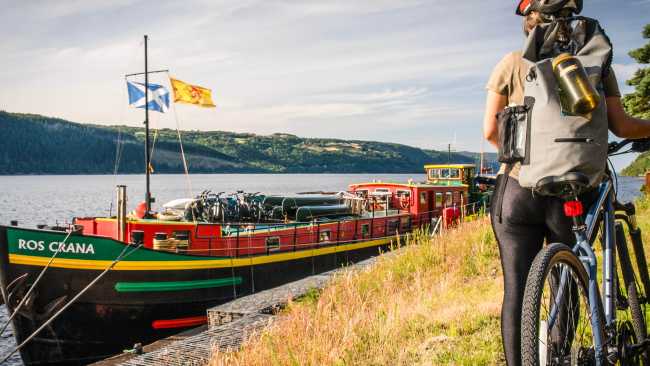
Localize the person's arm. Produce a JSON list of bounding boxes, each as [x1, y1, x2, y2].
[[606, 96, 650, 138], [483, 90, 508, 148]]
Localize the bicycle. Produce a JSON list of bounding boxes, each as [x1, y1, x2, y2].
[[520, 138, 650, 365]]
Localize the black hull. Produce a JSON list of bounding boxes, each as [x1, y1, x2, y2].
[[0, 229, 387, 365]]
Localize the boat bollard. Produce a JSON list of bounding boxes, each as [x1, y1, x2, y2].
[[117, 185, 127, 242]]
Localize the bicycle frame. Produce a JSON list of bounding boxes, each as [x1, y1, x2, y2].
[[546, 177, 616, 364]]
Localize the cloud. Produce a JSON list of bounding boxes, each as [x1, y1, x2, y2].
[[0, 1, 647, 152]]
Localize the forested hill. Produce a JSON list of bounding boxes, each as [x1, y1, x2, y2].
[[0, 111, 495, 174]]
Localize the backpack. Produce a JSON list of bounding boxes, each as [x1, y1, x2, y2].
[[498, 17, 613, 192]]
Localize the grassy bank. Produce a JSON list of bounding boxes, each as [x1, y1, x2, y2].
[[210, 219, 505, 365], [210, 194, 650, 365]]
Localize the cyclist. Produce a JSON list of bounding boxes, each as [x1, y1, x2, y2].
[[482, 1, 650, 365]]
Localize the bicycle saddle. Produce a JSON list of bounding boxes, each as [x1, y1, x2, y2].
[[535, 172, 591, 197]]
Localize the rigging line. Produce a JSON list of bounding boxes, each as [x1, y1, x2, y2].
[[0, 243, 143, 363], [0, 229, 73, 336], [168, 73, 193, 198]]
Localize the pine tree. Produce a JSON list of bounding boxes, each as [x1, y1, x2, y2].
[[623, 24, 650, 119]]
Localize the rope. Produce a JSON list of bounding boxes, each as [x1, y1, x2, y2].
[[0, 230, 73, 336], [168, 71, 193, 198], [0, 243, 142, 363]]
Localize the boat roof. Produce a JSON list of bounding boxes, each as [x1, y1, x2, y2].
[[423, 163, 476, 169], [349, 181, 468, 189]]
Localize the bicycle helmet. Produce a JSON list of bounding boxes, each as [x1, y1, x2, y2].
[[516, 0, 583, 16]]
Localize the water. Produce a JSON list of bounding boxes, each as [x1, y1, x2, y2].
[[0, 173, 644, 365]]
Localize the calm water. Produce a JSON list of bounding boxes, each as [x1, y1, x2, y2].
[[0, 173, 644, 365]]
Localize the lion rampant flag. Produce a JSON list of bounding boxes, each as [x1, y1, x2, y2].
[[169, 77, 216, 108]]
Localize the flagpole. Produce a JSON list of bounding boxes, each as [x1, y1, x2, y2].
[[144, 34, 152, 215]]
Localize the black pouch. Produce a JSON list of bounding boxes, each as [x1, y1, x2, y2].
[[496, 101, 531, 164]]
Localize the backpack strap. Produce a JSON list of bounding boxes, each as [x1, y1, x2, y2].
[[495, 164, 514, 224]]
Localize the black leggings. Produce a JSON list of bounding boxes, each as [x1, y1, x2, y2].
[[490, 174, 597, 366]]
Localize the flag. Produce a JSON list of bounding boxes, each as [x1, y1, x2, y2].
[[127, 81, 170, 113], [169, 77, 216, 108]]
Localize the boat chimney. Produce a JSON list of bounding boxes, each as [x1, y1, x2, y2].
[[117, 185, 128, 242]]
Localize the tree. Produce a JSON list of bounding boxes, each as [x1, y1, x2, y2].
[[623, 24, 650, 120]]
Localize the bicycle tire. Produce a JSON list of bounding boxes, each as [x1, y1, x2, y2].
[[629, 227, 650, 302], [521, 243, 606, 366], [615, 223, 649, 364]]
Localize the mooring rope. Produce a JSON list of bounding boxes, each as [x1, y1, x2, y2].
[[0, 229, 73, 336], [0, 242, 143, 363]]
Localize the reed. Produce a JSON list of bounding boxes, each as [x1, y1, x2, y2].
[[210, 218, 506, 365]]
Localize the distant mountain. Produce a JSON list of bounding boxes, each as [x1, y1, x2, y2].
[[0, 111, 498, 175]]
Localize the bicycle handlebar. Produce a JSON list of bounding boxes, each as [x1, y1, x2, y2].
[[608, 137, 650, 155]]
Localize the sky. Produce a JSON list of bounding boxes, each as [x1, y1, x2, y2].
[[0, 0, 649, 166]]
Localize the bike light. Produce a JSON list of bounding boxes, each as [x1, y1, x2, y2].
[[563, 200, 584, 217]]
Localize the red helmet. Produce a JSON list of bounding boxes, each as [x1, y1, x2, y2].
[[516, 0, 582, 16]]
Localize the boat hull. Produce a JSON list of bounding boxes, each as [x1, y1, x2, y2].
[[0, 226, 394, 365]]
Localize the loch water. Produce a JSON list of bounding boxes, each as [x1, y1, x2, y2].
[[0, 173, 644, 365]]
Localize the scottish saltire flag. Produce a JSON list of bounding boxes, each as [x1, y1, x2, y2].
[[127, 81, 170, 113]]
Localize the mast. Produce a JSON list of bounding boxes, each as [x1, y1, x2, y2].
[[144, 35, 152, 215], [123, 36, 168, 216]]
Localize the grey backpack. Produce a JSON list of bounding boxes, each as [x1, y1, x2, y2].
[[499, 17, 613, 192]]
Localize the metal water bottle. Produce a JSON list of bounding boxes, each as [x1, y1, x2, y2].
[[552, 53, 600, 115]]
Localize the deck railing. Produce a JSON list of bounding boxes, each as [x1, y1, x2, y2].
[[183, 201, 488, 257]]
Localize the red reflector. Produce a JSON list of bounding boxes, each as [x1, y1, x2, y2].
[[152, 315, 207, 329], [563, 201, 584, 217]]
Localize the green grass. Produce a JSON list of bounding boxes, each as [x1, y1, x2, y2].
[[211, 193, 650, 366]]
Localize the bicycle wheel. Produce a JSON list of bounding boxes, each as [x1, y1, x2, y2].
[[521, 243, 606, 366], [615, 222, 649, 364]]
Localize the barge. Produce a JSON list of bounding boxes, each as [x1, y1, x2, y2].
[[0, 163, 483, 365]]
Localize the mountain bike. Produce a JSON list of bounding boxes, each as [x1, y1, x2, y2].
[[520, 138, 650, 365]]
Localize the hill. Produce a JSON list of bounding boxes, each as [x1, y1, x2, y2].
[[0, 111, 496, 174], [622, 151, 650, 176]]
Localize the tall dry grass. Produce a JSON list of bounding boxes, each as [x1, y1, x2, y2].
[[211, 218, 505, 365]]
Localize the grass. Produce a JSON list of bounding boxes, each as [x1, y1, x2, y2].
[[210, 193, 650, 366], [210, 219, 505, 365]]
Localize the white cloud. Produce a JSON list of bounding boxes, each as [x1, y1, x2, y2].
[[0, 0, 646, 152]]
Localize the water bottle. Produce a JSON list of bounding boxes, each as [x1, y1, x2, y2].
[[552, 53, 600, 115]]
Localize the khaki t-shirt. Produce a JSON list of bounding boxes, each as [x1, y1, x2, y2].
[[486, 51, 621, 177]]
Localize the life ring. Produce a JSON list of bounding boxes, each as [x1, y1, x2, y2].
[[399, 195, 410, 209]]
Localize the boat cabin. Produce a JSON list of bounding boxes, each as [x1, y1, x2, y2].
[[348, 179, 467, 224], [424, 164, 476, 187]]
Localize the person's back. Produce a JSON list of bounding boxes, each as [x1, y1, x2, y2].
[[482, 1, 650, 365]]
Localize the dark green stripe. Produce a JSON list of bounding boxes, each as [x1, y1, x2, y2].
[[114, 277, 242, 293]]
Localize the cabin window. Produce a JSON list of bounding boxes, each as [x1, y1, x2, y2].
[[361, 223, 370, 238], [435, 192, 443, 207], [396, 189, 410, 197], [319, 230, 332, 243], [388, 219, 399, 234], [420, 192, 427, 205], [449, 168, 460, 178], [266, 237, 280, 252], [440, 169, 450, 178], [428, 169, 440, 180], [446, 192, 454, 205]]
